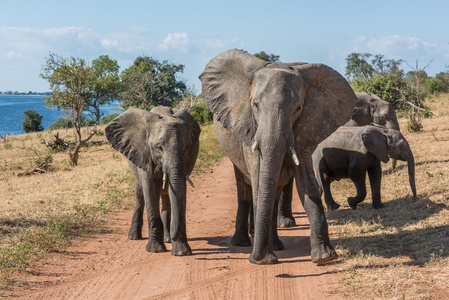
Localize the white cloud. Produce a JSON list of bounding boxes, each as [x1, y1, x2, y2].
[[159, 32, 190, 52]]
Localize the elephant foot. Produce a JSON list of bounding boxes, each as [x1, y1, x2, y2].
[[146, 240, 167, 253], [249, 251, 278, 265], [171, 240, 192, 256], [372, 202, 385, 209], [311, 243, 338, 264], [273, 237, 284, 251], [277, 214, 296, 228], [231, 232, 251, 247], [348, 197, 361, 210], [326, 201, 340, 210], [128, 227, 142, 240], [164, 234, 171, 243]]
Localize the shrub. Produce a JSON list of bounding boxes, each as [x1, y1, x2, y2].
[[101, 113, 120, 125], [22, 110, 43, 133], [47, 118, 73, 130], [190, 102, 213, 124], [81, 119, 97, 127]]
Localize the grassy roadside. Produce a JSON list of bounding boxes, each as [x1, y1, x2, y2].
[[0, 122, 222, 290], [324, 94, 449, 299]]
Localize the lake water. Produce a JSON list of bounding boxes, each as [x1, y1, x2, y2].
[[0, 95, 124, 136]]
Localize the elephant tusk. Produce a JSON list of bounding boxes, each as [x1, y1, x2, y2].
[[290, 147, 300, 166], [251, 140, 259, 152], [162, 173, 167, 189], [186, 175, 195, 188]]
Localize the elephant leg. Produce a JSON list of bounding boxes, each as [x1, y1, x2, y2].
[[128, 182, 144, 240], [142, 177, 166, 253], [249, 202, 254, 237], [231, 164, 252, 247], [277, 178, 296, 227], [295, 159, 337, 264], [160, 194, 171, 243], [348, 170, 367, 210], [321, 170, 340, 210], [368, 163, 384, 209], [272, 190, 284, 251]]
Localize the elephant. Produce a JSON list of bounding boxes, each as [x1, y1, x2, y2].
[[105, 106, 201, 256], [347, 92, 401, 169], [312, 124, 417, 210], [199, 49, 357, 264], [277, 92, 402, 221]]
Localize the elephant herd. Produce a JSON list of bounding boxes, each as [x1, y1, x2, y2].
[[105, 49, 417, 265]]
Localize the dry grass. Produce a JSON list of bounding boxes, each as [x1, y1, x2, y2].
[[325, 94, 449, 299]]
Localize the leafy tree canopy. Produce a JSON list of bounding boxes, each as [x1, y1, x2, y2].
[[86, 55, 122, 122], [120, 56, 186, 110], [253, 51, 280, 63]]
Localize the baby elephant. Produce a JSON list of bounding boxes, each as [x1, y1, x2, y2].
[[105, 106, 200, 255], [312, 125, 416, 210]]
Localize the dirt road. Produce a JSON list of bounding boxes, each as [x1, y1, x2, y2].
[[11, 157, 342, 299]]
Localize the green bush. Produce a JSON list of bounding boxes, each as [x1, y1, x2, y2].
[[22, 110, 43, 133], [47, 118, 73, 130], [351, 73, 406, 109], [101, 113, 121, 125], [81, 119, 97, 127], [190, 102, 213, 124]]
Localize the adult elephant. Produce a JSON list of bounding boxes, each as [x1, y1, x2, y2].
[[347, 92, 400, 130], [105, 106, 201, 256], [312, 125, 417, 210], [199, 49, 357, 264]]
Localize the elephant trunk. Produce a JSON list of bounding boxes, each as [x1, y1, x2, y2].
[[407, 156, 417, 198], [167, 165, 187, 242], [251, 130, 287, 262]]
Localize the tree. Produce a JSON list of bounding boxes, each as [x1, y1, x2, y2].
[[40, 53, 97, 166], [22, 109, 43, 133], [86, 55, 122, 122], [345, 52, 406, 109], [403, 60, 432, 132], [120, 56, 186, 109], [345, 53, 375, 80], [253, 51, 280, 63]]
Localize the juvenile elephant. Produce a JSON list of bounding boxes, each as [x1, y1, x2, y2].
[[200, 49, 357, 264], [105, 106, 200, 256], [312, 125, 417, 210]]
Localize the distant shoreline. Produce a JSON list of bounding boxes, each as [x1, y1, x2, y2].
[[0, 94, 49, 97]]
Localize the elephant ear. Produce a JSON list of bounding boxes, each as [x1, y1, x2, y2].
[[293, 63, 357, 155], [174, 109, 201, 147], [174, 109, 201, 174], [361, 126, 389, 163], [105, 107, 158, 171], [199, 49, 268, 146]]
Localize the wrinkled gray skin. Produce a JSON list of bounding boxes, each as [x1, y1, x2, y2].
[[105, 106, 200, 256], [312, 125, 417, 210], [199, 49, 357, 264], [277, 92, 402, 222]]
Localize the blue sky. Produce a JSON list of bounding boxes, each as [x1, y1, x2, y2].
[[1, 0, 448, 92]]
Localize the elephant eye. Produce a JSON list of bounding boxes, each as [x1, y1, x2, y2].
[[253, 102, 259, 110], [156, 144, 163, 152], [296, 105, 302, 112]]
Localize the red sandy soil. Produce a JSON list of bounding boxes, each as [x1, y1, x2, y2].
[[8, 157, 343, 299]]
